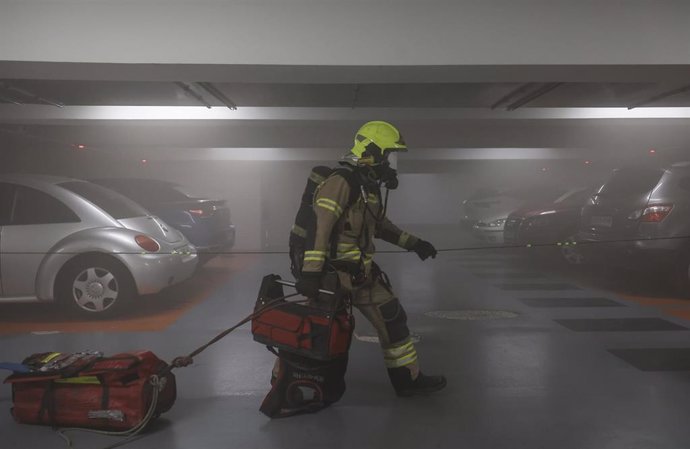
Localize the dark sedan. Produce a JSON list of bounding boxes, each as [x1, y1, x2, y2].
[[92, 178, 235, 264], [504, 187, 594, 248]]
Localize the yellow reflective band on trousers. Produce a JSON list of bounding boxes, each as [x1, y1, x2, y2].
[[291, 225, 307, 238], [316, 198, 343, 217], [383, 340, 418, 368], [304, 250, 326, 262], [398, 232, 411, 248]]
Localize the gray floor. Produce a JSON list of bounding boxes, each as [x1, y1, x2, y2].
[[3, 227, 690, 449]]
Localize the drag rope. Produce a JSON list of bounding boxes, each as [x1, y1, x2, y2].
[[168, 292, 306, 370], [3, 234, 690, 256]]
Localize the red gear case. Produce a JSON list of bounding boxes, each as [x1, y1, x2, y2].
[[4, 350, 176, 431]]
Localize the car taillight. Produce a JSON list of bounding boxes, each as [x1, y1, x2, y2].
[[135, 235, 160, 252], [639, 204, 673, 223], [189, 207, 214, 217]]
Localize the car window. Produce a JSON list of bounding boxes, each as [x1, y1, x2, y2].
[[59, 181, 149, 219], [97, 180, 189, 205], [600, 169, 664, 197], [11, 185, 80, 225], [0, 183, 15, 226]]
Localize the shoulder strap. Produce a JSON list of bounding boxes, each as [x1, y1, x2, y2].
[[330, 166, 361, 208]]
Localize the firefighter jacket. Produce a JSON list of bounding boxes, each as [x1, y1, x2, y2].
[[302, 170, 420, 276]]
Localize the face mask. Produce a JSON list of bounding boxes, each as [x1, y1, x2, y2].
[[373, 163, 399, 190]]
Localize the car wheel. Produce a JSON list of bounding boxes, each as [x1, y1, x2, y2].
[[560, 236, 585, 265], [56, 255, 136, 318]]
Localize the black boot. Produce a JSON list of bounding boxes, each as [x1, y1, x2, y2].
[[387, 367, 447, 397]]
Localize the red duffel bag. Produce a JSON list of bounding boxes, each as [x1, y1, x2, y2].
[[251, 274, 354, 361], [4, 350, 176, 431]]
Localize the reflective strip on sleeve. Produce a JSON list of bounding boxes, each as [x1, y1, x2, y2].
[[335, 249, 362, 261], [309, 171, 327, 184], [315, 198, 344, 217], [367, 194, 379, 204], [291, 225, 307, 238], [304, 250, 326, 262], [397, 232, 411, 248], [383, 340, 418, 368]]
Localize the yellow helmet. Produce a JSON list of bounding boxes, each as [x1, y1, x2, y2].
[[344, 121, 407, 166]]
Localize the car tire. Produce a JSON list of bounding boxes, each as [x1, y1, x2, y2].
[[560, 235, 585, 265], [56, 254, 136, 318]]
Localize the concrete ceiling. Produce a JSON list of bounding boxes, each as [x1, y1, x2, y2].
[[2, 0, 690, 164]]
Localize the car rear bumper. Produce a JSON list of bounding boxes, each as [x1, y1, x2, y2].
[[576, 234, 689, 270], [122, 244, 198, 295], [195, 225, 235, 253]]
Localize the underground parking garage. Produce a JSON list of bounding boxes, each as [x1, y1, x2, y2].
[[3, 1, 690, 448]]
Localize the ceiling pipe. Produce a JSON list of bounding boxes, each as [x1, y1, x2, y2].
[[506, 82, 564, 111], [0, 81, 64, 107], [196, 82, 237, 110], [490, 83, 535, 110], [627, 84, 690, 109], [174, 82, 212, 108], [0, 92, 22, 105]]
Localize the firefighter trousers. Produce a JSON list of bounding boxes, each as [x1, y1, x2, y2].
[[324, 268, 420, 376]]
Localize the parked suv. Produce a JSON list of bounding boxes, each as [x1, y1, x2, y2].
[[565, 163, 690, 292]]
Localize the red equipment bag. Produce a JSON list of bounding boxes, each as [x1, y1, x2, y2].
[[251, 274, 354, 361], [4, 350, 176, 431]]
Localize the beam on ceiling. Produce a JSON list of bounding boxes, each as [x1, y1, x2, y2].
[[3, 62, 690, 84], [93, 147, 585, 162], [3, 105, 690, 124]]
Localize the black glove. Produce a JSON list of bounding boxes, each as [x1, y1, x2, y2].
[[413, 240, 437, 261], [295, 272, 322, 298]]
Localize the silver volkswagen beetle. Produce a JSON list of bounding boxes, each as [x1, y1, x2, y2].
[[0, 174, 198, 317]]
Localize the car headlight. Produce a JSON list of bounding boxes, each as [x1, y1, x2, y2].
[[479, 218, 506, 228]]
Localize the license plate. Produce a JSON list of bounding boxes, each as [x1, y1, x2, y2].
[[591, 216, 613, 227]]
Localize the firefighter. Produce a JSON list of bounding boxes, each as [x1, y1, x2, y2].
[[294, 121, 447, 396]]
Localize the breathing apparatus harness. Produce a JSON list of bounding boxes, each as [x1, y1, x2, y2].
[[343, 161, 398, 284]]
